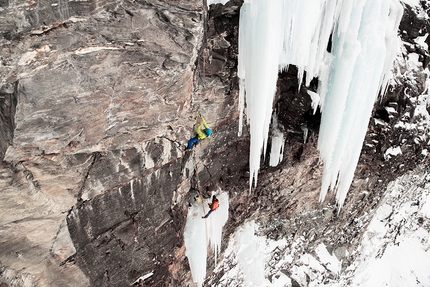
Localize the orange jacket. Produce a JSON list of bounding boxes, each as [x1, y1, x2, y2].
[[210, 198, 219, 210]]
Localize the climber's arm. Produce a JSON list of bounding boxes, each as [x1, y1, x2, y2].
[[201, 117, 209, 129]]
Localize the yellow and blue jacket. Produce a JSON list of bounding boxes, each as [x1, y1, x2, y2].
[[195, 117, 211, 140]]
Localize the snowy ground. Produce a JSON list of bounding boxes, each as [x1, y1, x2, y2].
[[205, 167, 430, 287], [342, 169, 430, 286]]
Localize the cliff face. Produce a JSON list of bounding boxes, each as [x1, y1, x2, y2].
[[0, 0, 248, 285], [0, 0, 429, 286]]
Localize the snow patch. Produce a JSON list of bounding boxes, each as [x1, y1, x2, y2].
[[352, 237, 430, 287], [74, 46, 119, 55], [415, 33, 429, 50], [384, 146, 402, 160], [341, 169, 430, 286], [18, 51, 38, 66], [315, 243, 341, 275], [420, 198, 430, 218], [235, 221, 268, 287], [18, 45, 51, 66], [133, 272, 153, 285]]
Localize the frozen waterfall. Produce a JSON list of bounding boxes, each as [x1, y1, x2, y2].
[[184, 190, 229, 287], [238, 0, 403, 208]]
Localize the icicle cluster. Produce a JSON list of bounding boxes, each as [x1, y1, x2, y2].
[[317, 0, 403, 208], [238, 0, 285, 189], [238, 0, 403, 207]]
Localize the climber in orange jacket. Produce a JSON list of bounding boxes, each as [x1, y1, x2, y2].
[[202, 195, 219, 219], [186, 116, 212, 150]]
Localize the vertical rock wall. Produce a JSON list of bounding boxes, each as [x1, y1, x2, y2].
[[0, 82, 17, 160], [0, 0, 252, 286]]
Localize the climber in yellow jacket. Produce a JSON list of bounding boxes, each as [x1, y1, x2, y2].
[[186, 116, 212, 149]]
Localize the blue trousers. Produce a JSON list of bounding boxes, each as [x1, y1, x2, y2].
[[203, 209, 214, 218], [187, 137, 199, 149]]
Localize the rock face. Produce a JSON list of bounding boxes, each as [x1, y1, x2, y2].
[[0, 83, 17, 160], [0, 1, 429, 287]]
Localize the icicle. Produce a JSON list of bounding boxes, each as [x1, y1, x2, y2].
[[318, 0, 403, 208], [238, 79, 245, 137], [269, 113, 285, 167], [307, 90, 320, 114], [238, 0, 285, 190], [239, 0, 342, 190], [237, 3, 248, 137]]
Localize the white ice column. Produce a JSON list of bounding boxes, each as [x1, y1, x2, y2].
[[317, 0, 403, 208], [238, 0, 285, 189]]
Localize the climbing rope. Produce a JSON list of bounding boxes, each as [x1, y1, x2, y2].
[[193, 143, 210, 246]]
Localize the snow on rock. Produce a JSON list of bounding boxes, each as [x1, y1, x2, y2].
[[235, 221, 268, 287], [315, 243, 341, 275], [384, 146, 402, 160], [74, 46, 119, 55], [352, 238, 430, 286], [210, 220, 285, 287], [415, 34, 429, 50], [184, 190, 229, 287], [393, 64, 430, 151], [211, 221, 342, 287], [132, 272, 154, 285], [209, 167, 430, 287], [341, 168, 430, 286]]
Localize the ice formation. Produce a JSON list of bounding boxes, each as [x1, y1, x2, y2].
[[183, 199, 207, 287], [269, 114, 285, 167], [238, 0, 403, 207], [184, 190, 229, 287], [238, 0, 285, 189]]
